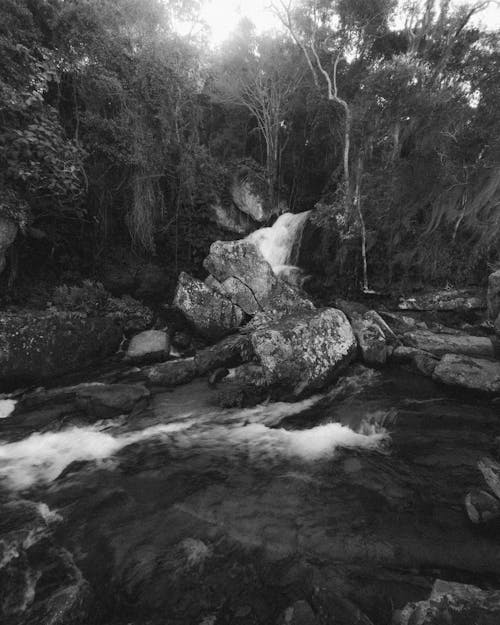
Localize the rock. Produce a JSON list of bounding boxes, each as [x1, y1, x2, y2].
[[208, 367, 229, 386], [0, 217, 17, 274], [495, 313, 500, 337], [412, 351, 439, 376], [378, 311, 427, 334], [487, 270, 500, 320], [478, 457, 500, 500], [231, 178, 269, 222], [465, 489, 500, 524], [394, 579, 500, 625], [250, 308, 357, 396], [350, 315, 387, 366], [402, 329, 494, 359], [144, 358, 197, 387], [204, 240, 313, 315], [74, 383, 149, 418], [0, 312, 123, 391], [205, 275, 261, 314], [2, 382, 150, 432], [433, 354, 500, 394], [195, 334, 253, 375], [398, 288, 486, 312], [220, 277, 262, 315], [277, 600, 317, 625], [173, 272, 245, 340], [125, 330, 170, 364], [216, 363, 269, 407], [335, 304, 398, 364], [209, 201, 257, 235]]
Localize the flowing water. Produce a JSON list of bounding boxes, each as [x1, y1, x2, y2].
[[1, 365, 499, 625], [246, 212, 310, 270]]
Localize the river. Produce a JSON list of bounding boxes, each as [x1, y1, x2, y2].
[[1, 364, 499, 624]]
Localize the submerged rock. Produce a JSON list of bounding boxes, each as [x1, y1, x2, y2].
[[433, 354, 500, 394], [250, 308, 356, 396], [173, 272, 245, 340], [465, 489, 500, 524], [488, 270, 500, 320], [204, 239, 313, 315], [73, 383, 149, 419], [395, 579, 500, 625], [125, 330, 170, 364], [0, 312, 122, 391], [402, 329, 494, 359]]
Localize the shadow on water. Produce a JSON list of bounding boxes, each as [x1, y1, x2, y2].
[[1, 365, 500, 624]]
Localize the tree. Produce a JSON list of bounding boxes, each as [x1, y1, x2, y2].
[[213, 20, 304, 208]]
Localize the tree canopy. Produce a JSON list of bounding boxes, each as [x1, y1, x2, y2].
[[1, 0, 499, 293]]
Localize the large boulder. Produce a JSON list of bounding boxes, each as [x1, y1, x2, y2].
[[488, 269, 500, 320], [402, 329, 494, 359], [203, 240, 313, 315], [173, 272, 245, 340], [125, 330, 170, 364], [250, 308, 357, 396], [0, 217, 17, 274], [395, 579, 500, 625], [209, 201, 257, 235], [433, 354, 500, 394], [231, 179, 268, 222], [0, 312, 123, 390]]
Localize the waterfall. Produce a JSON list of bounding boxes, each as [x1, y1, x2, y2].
[[246, 211, 310, 272]]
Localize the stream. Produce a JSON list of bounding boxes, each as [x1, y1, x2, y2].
[[1, 365, 499, 624]]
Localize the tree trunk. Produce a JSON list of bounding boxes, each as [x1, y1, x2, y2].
[[354, 155, 369, 292]]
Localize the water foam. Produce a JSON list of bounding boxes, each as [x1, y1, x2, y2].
[[0, 394, 390, 490], [0, 421, 195, 490]]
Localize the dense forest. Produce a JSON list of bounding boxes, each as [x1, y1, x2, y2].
[[1, 0, 500, 300]]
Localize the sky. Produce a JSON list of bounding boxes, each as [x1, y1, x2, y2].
[[189, 0, 500, 46]]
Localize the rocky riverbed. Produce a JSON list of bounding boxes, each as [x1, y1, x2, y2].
[[1, 228, 500, 625]]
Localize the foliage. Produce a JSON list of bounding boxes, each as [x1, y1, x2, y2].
[[48, 280, 153, 329], [1, 0, 500, 294]]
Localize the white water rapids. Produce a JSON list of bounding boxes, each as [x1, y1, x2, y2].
[[0, 381, 389, 491]]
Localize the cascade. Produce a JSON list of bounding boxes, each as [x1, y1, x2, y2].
[[246, 211, 310, 271]]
